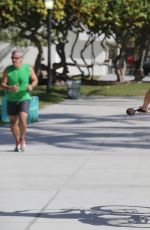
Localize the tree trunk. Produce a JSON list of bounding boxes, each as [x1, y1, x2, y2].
[[134, 49, 145, 81], [53, 42, 69, 81], [34, 46, 44, 78]]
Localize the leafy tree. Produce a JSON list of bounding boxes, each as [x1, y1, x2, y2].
[[74, 0, 109, 80], [0, 0, 47, 77], [132, 1, 150, 80], [11, 0, 47, 76], [107, 0, 150, 81], [0, 0, 14, 28], [0, 0, 150, 84]]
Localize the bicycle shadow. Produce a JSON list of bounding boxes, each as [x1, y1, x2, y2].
[[0, 205, 149, 228]]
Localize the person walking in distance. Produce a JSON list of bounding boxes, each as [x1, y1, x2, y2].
[[1, 49, 38, 152]]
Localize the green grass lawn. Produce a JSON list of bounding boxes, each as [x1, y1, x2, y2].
[[0, 81, 149, 124], [34, 82, 150, 108], [0, 81, 149, 110], [80, 81, 150, 97]]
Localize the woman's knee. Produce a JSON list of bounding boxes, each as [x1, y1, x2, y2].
[[10, 116, 18, 126]]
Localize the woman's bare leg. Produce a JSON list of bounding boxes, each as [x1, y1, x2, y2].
[[139, 89, 150, 112], [19, 112, 28, 148], [9, 115, 20, 146]]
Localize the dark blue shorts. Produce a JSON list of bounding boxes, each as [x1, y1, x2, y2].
[[7, 100, 30, 116]]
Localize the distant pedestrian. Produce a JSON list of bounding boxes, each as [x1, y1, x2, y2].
[[1, 49, 38, 151], [115, 55, 127, 82]]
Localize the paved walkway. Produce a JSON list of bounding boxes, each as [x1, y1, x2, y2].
[[0, 96, 150, 230]]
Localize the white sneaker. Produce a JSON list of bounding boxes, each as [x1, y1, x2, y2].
[[20, 139, 26, 151], [21, 144, 26, 151], [14, 145, 21, 152]]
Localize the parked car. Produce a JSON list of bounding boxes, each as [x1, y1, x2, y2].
[[143, 62, 150, 76]]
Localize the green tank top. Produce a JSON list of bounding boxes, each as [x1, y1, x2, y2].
[[6, 64, 32, 101]]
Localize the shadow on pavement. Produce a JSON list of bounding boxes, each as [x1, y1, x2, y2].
[[0, 205, 149, 228], [1, 111, 150, 151]]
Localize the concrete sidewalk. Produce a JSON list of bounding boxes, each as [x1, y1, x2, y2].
[[0, 96, 150, 230]]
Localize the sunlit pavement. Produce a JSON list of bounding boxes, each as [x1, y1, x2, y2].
[[0, 96, 150, 230]]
